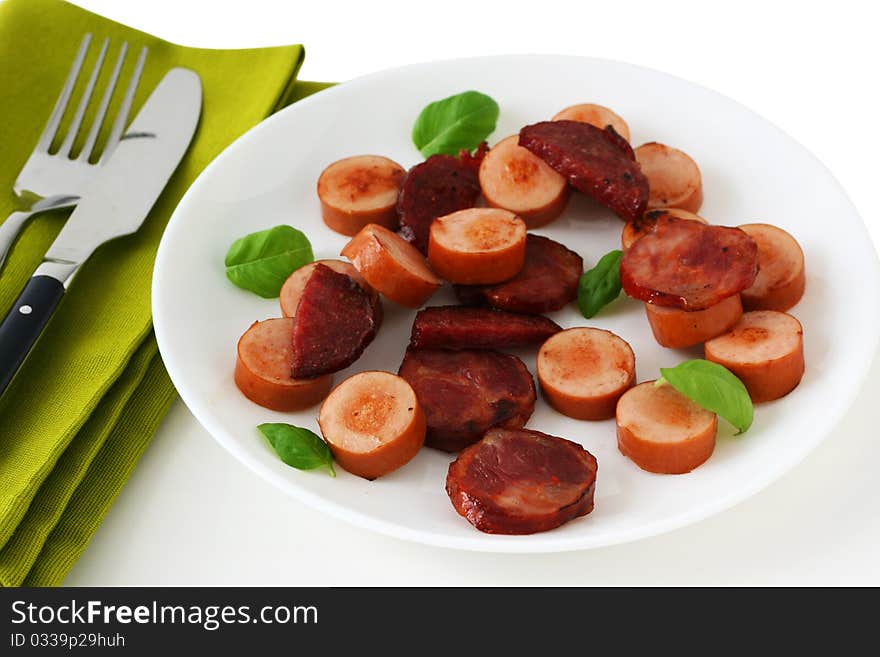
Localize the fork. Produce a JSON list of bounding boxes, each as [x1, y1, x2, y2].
[[0, 33, 148, 273]]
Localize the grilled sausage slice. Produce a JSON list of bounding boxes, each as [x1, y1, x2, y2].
[[518, 120, 648, 222], [396, 147, 485, 254], [616, 380, 717, 474], [454, 234, 583, 314], [446, 427, 598, 534], [398, 348, 536, 452], [704, 310, 805, 402], [428, 208, 527, 284], [235, 318, 333, 412], [621, 208, 708, 250], [645, 293, 743, 349], [552, 103, 631, 142], [620, 215, 758, 311], [409, 306, 561, 351], [317, 155, 406, 236], [341, 224, 442, 308], [291, 264, 381, 378], [738, 223, 806, 312], [537, 327, 636, 420], [634, 142, 703, 214], [280, 259, 376, 318], [319, 371, 425, 480], [478, 135, 569, 228]]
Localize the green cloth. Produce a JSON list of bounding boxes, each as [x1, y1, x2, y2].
[[0, 0, 330, 586]]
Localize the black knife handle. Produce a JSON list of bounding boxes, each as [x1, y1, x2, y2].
[[0, 275, 65, 397]]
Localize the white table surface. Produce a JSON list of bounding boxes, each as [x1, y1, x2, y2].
[[63, 0, 880, 585]]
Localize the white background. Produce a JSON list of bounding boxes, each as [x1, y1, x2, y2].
[[61, 0, 879, 585]]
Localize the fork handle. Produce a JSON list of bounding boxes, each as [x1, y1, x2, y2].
[[0, 211, 35, 272], [0, 275, 65, 397]]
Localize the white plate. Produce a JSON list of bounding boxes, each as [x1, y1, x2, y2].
[[153, 55, 880, 553]]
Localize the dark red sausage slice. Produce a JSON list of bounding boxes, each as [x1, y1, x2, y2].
[[410, 306, 561, 350], [518, 120, 649, 222], [396, 146, 486, 254], [454, 234, 583, 314], [398, 348, 536, 452], [446, 427, 598, 534], [620, 215, 759, 311], [291, 264, 382, 378]]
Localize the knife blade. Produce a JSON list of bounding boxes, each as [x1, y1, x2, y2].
[[0, 67, 202, 397]]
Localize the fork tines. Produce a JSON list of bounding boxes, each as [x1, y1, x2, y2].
[[38, 33, 148, 164]]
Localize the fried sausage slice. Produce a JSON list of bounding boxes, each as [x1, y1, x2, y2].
[[317, 155, 406, 236], [291, 264, 381, 378], [552, 103, 631, 142], [645, 293, 743, 349], [537, 327, 636, 420], [518, 120, 649, 222], [454, 234, 584, 314], [396, 146, 486, 254], [280, 259, 377, 318], [409, 306, 561, 350], [620, 216, 758, 311], [704, 310, 805, 402], [621, 208, 708, 250], [428, 208, 527, 284], [478, 135, 570, 228], [398, 348, 536, 452], [634, 142, 703, 214], [341, 224, 442, 308], [616, 381, 717, 474], [319, 371, 426, 480], [738, 223, 806, 312], [234, 318, 333, 412], [446, 427, 598, 534]]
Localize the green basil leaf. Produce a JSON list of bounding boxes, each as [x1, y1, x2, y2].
[[658, 359, 754, 435], [258, 423, 335, 477], [225, 225, 314, 298], [412, 90, 499, 158], [577, 249, 623, 318]]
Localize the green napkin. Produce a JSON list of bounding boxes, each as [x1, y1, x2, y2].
[[0, 0, 331, 586]]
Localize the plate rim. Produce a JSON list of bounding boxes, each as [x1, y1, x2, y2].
[[153, 53, 880, 553]]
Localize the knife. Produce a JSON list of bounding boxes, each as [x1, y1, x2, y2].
[[0, 67, 202, 397]]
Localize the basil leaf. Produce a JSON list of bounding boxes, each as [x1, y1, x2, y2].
[[658, 359, 754, 435], [412, 90, 499, 158], [225, 225, 313, 298], [258, 423, 335, 477], [577, 249, 623, 318]]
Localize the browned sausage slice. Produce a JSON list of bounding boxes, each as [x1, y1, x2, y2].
[[621, 208, 708, 250], [291, 264, 381, 378], [398, 348, 536, 452], [454, 234, 584, 314], [280, 259, 375, 318], [341, 224, 442, 308], [620, 215, 758, 311], [410, 306, 561, 350], [446, 427, 598, 534], [318, 371, 426, 480], [704, 310, 805, 402], [634, 142, 703, 214], [537, 327, 636, 420], [396, 147, 485, 254], [234, 318, 333, 412], [428, 208, 527, 284], [552, 103, 631, 142], [317, 155, 406, 236], [518, 120, 649, 222], [738, 223, 806, 312], [645, 293, 743, 349], [478, 135, 570, 228], [616, 381, 717, 474]]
